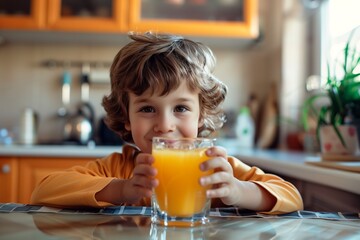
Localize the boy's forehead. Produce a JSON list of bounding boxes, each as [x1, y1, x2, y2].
[[130, 81, 199, 100]]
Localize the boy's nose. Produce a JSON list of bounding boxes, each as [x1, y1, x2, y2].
[[154, 114, 175, 133]]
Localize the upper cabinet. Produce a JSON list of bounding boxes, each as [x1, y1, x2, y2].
[[47, 0, 127, 32], [0, 0, 259, 38], [0, 0, 127, 32], [0, 0, 46, 29], [129, 0, 259, 38]]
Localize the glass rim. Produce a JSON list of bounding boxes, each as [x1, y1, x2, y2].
[[152, 137, 216, 142]]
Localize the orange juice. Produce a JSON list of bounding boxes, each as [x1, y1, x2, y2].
[[152, 147, 212, 217]]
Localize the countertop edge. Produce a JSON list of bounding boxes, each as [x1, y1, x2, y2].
[[0, 145, 122, 158], [236, 153, 360, 195], [1, 144, 359, 195]]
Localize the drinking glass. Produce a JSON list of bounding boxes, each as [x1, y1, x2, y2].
[[151, 137, 215, 227]]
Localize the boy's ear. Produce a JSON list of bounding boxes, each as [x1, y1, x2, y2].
[[125, 122, 131, 131], [198, 117, 204, 128]]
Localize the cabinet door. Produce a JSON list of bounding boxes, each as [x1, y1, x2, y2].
[[0, 0, 46, 29], [129, 0, 258, 38], [18, 157, 93, 204], [303, 181, 360, 212], [0, 157, 18, 203], [47, 0, 127, 32]]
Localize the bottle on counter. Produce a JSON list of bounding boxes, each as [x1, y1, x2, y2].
[[235, 106, 255, 148], [18, 107, 39, 145]]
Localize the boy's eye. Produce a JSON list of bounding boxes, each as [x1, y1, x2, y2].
[[174, 105, 189, 112], [139, 106, 155, 113]]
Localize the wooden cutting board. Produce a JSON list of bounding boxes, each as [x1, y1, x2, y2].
[[306, 161, 360, 173], [321, 154, 360, 162]]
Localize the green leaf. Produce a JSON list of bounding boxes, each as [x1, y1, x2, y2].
[[301, 93, 327, 131], [342, 81, 360, 103]]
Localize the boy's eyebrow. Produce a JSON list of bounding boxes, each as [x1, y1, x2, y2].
[[133, 97, 196, 104], [176, 97, 197, 103], [133, 97, 150, 104]]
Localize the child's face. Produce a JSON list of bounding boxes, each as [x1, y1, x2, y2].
[[125, 81, 203, 153]]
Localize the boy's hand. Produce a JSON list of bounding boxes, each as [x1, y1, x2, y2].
[[123, 153, 159, 203], [95, 153, 158, 205], [199, 147, 276, 211], [199, 146, 240, 206]]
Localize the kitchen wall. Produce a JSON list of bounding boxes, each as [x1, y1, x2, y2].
[[0, 0, 309, 144]]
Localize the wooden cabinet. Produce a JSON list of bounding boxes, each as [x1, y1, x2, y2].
[[0, 0, 259, 38], [0, 157, 18, 203], [277, 174, 360, 212], [0, 156, 93, 204], [0, 0, 125, 32], [47, 0, 127, 32], [0, 0, 46, 29], [129, 0, 259, 38]]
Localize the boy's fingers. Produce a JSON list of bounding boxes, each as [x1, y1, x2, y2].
[[206, 146, 227, 157], [200, 171, 230, 186], [201, 157, 232, 174], [135, 153, 154, 165], [206, 187, 230, 199], [133, 164, 157, 176], [132, 175, 158, 189]]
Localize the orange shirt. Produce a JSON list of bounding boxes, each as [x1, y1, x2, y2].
[[31, 145, 303, 213]]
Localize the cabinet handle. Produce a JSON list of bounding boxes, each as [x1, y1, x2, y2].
[[1, 164, 10, 174]]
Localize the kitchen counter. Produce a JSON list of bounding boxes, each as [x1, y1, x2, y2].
[[229, 148, 360, 195], [0, 144, 122, 158], [1, 204, 359, 240], [1, 141, 359, 195]]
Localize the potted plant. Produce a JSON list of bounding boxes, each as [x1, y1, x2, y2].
[[302, 26, 360, 155]]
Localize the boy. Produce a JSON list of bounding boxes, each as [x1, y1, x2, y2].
[[31, 32, 303, 213]]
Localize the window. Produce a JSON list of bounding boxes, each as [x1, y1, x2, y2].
[[320, 0, 360, 83]]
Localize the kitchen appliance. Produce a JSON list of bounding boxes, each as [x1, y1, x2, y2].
[[63, 102, 95, 145], [63, 64, 95, 145], [18, 107, 39, 145]]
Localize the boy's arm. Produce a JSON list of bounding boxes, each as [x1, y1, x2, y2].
[[203, 147, 303, 213], [226, 180, 277, 212], [95, 152, 158, 205], [31, 167, 116, 208], [31, 152, 129, 208], [94, 179, 130, 205], [228, 156, 304, 213]]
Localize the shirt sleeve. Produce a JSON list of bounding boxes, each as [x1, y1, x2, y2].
[[228, 156, 304, 214], [31, 149, 135, 208]]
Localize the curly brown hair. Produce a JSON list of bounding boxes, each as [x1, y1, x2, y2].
[[102, 32, 227, 143]]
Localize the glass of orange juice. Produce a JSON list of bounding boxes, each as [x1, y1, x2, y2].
[[151, 137, 215, 227]]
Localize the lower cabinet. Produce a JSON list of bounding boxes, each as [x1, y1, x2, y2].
[[1, 157, 93, 204], [2, 156, 359, 211], [277, 174, 360, 212], [0, 157, 18, 203]]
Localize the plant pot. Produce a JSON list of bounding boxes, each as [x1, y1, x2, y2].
[[353, 117, 360, 145], [319, 125, 359, 155]]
